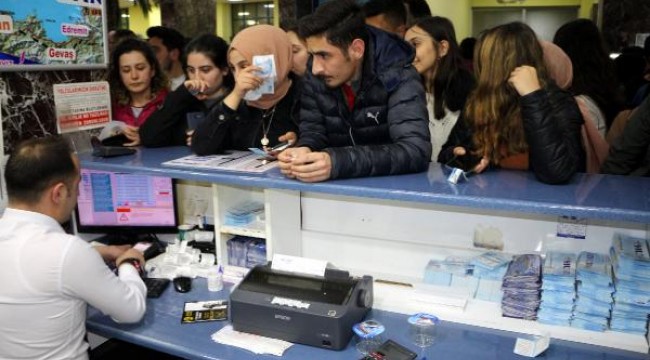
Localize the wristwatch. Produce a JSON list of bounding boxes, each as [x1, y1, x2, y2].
[[119, 257, 144, 277]]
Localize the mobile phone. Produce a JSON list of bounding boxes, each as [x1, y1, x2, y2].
[[361, 339, 417, 360], [449, 154, 481, 172], [186, 112, 206, 130], [270, 141, 291, 152]]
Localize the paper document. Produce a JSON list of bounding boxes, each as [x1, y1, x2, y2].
[[212, 325, 292, 356], [271, 254, 328, 277], [162, 151, 278, 173], [98, 120, 127, 140]]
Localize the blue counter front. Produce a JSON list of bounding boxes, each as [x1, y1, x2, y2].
[[77, 147, 650, 224], [86, 278, 647, 360], [81, 147, 650, 357]]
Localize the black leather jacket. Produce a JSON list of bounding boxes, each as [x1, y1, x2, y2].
[[439, 85, 585, 184]]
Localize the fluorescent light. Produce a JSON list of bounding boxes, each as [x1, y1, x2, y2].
[[264, 4, 274, 8], [120, 14, 130, 18], [237, 12, 250, 16], [246, 20, 257, 26]]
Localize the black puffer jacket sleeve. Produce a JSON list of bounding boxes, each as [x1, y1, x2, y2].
[[601, 96, 650, 176], [140, 85, 201, 147], [297, 76, 330, 152], [520, 87, 584, 184], [325, 73, 430, 179]]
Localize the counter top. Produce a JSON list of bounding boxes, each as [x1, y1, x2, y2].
[[86, 278, 647, 360], [78, 147, 650, 224]]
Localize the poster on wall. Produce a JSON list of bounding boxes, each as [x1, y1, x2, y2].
[[0, 0, 107, 71], [54, 81, 111, 134]]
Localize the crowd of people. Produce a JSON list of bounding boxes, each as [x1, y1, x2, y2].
[[100, 0, 650, 183], [2, 0, 650, 358]]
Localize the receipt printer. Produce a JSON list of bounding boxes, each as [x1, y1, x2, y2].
[[230, 264, 373, 350]]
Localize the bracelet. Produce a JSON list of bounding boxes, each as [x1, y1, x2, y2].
[[119, 257, 143, 276]]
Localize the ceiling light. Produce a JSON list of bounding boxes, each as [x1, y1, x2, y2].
[[264, 4, 274, 8]]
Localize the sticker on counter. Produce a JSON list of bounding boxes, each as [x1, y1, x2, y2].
[[556, 216, 587, 239]]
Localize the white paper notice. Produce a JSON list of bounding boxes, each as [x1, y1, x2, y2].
[[271, 254, 327, 277], [54, 81, 111, 134]]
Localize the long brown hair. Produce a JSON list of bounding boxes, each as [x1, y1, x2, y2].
[[465, 22, 548, 164]]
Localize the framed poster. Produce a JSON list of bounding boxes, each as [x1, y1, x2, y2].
[[0, 0, 107, 71]]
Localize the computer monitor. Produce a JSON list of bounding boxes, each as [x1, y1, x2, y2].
[[74, 168, 179, 244]]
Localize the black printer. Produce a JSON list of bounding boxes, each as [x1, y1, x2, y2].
[[230, 264, 373, 350]]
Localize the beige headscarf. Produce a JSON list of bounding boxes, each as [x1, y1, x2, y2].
[[540, 40, 572, 90], [229, 25, 293, 110]]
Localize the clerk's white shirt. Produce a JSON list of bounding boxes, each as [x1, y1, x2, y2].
[[0, 208, 146, 360]]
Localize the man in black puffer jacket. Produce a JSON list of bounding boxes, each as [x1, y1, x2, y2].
[[277, 0, 431, 182]]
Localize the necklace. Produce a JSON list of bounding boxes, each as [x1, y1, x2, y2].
[[260, 105, 277, 147]]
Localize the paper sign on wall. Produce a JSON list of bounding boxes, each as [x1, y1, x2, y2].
[[54, 81, 111, 134]]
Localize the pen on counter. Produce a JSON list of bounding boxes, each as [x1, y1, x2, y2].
[[375, 279, 413, 287]]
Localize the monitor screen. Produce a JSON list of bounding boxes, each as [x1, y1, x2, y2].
[[74, 169, 179, 240]]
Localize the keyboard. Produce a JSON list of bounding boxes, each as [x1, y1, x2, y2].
[[144, 278, 171, 298]]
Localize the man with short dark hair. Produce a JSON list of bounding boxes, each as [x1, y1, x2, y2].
[[362, 0, 407, 38], [278, 0, 430, 182], [403, 0, 432, 24], [147, 26, 186, 90], [0, 136, 146, 360]]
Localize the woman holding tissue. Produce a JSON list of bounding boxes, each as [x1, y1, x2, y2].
[[109, 38, 169, 146], [190, 24, 300, 155], [140, 34, 234, 147]]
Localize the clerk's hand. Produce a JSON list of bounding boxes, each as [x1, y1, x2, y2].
[[508, 65, 541, 96], [115, 249, 145, 268], [123, 125, 141, 147], [94, 244, 132, 262], [278, 147, 311, 178], [289, 151, 332, 183]]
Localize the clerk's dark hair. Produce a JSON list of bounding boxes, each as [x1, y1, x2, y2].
[[5, 136, 77, 205], [183, 34, 234, 89], [299, 0, 368, 53]]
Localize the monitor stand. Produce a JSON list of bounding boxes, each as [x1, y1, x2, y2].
[[93, 232, 158, 246]]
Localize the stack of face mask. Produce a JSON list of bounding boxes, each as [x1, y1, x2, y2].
[[501, 254, 542, 320], [224, 201, 264, 227], [609, 235, 650, 335], [423, 256, 478, 297], [471, 252, 512, 303], [537, 252, 576, 326], [571, 252, 613, 331]]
